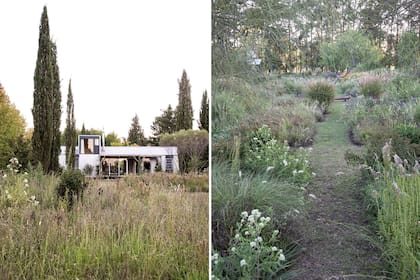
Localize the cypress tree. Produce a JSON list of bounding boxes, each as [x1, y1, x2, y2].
[[50, 41, 62, 172], [175, 70, 193, 131], [198, 90, 209, 131], [32, 6, 57, 172], [127, 114, 146, 145], [64, 79, 76, 169], [151, 104, 176, 137]]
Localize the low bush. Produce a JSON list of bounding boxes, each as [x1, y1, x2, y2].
[[306, 80, 336, 113], [360, 75, 384, 98], [212, 162, 305, 251], [280, 78, 305, 96], [338, 79, 360, 97], [212, 210, 290, 279], [56, 169, 87, 209]]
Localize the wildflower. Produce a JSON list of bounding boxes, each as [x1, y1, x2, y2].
[[238, 170, 242, 178], [5, 190, 9, 194], [251, 209, 261, 217], [292, 170, 297, 175], [23, 190, 27, 196], [298, 170, 304, 174], [266, 166, 274, 172], [2, 174, 6, 178], [235, 233, 240, 239], [231, 247, 236, 252], [273, 230, 279, 235], [312, 172, 316, 176], [24, 172, 28, 175], [240, 259, 247, 267], [7, 194, 12, 200], [211, 253, 219, 262], [241, 211, 248, 218], [31, 195, 36, 201], [283, 160, 288, 166], [391, 181, 402, 197], [245, 231, 250, 236], [33, 200, 39, 206], [309, 193, 317, 199], [256, 236, 263, 243], [23, 178, 28, 184], [265, 217, 271, 222], [24, 183, 29, 188], [293, 209, 300, 214], [279, 253, 286, 261], [262, 180, 267, 184], [250, 241, 257, 248], [271, 246, 278, 252], [247, 215, 255, 223]]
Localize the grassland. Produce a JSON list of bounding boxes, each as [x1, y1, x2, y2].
[[0, 171, 208, 279]]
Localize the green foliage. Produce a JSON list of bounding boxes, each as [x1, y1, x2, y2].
[[32, 6, 62, 173], [175, 70, 193, 131], [280, 78, 305, 96], [56, 169, 87, 209], [104, 132, 121, 146], [389, 74, 420, 101], [414, 105, 420, 126], [212, 210, 288, 279], [160, 129, 208, 173], [64, 80, 76, 169], [198, 90, 209, 131], [337, 79, 360, 97], [243, 125, 313, 185], [0, 84, 26, 169], [367, 152, 420, 280], [360, 75, 384, 98], [127, 114, 146, 145], [305, 80, 336, 113], [320, 30, 383, 71], [212, 162, 305, 251], [151, 104, 176, 139], [397, 32, 419, 74]]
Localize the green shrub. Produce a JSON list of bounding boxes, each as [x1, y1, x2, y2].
[[338, 79, 360, 96], [280, 78, 304, 96], [212, 210, 288, 279], [212, 162, 305, 251], [389, 74, 420, 100], [360, 75, 384, 98], [56, 169, 87, 209], [306, 80, 336, 113]]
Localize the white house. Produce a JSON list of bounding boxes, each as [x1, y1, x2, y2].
[[59, 135, 179, 177]]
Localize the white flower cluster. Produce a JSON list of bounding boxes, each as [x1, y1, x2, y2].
[[6, 157, 21, 173]]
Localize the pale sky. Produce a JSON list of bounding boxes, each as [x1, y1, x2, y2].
[[0, 1, 210, 138]]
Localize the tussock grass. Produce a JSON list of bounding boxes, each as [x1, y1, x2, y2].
[[0, 173, 208, 279]]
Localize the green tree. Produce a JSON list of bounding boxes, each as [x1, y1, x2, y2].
[[151, 104, 176, 137], [160, 129, 208, 174], [105, 132, 122, 146], [64, 80, 76, 169], [397, 32, 419, 73], [198, 90, 209, 131], [32, 6, 62, 173], [175, 70, 193, 131], [319, 30, 383, 71], [0, 83, 26, 168], [127, 114, 146, 145]]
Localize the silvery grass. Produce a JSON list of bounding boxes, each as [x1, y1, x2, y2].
[[212, 210, 291, 279], [212, 162, 305, 252], [0, 163, 208, 279], [366, 143, 420, 279]]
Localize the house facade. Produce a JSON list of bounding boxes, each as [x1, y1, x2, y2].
[[59, 135, 179, 177]]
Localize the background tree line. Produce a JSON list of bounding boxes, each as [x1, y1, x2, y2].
[[213, 0, 419, 75]]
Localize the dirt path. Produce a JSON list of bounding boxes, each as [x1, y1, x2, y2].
[[290, 102, 385, 279]]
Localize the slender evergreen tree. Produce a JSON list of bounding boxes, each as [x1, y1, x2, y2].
[[64, 79, 76, 169], [151, 104, 176, 137], [32, 6, 62, 173], [198, 90, 209, 131], [175, 70, 193, 131], [127, 114, 146, 145]]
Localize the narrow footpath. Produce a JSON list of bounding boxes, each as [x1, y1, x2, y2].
[[291, 102, 386, 280]]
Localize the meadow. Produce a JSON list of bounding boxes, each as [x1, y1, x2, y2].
[[0, 164, 208, 280]]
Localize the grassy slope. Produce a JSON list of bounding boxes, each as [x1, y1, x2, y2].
[[290, 102, 386, 279]]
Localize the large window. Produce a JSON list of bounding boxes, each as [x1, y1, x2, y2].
[[80, 137, 99, 154]]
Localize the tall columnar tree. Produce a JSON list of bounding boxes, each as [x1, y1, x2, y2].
[[32, 6, 62, 173], [127, 114, 146, 145], [198, 90, 209, 131], [64, 79, 76, 169], [175, 70, 193, 131]]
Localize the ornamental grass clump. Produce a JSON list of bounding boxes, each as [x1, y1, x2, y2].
[[305, 80, 335, 113], [360, 75, 384, 98], [212, 210, 288, 279]]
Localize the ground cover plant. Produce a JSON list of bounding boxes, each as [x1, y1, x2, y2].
[[0, 160, 208, 279]]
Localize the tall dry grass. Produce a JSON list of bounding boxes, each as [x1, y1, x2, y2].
[[0, 172, 208, 279]]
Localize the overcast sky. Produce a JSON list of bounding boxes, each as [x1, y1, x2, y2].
[[0, 1, 210, 138]]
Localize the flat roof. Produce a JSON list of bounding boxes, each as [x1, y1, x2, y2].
[[60, 146, 177, 157]]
